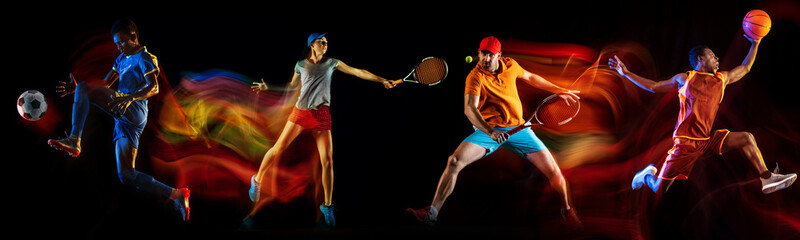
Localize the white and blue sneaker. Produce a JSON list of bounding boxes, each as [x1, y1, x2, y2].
[[320, 204, 336, 227], [249, 175, 260, 202], [632, 164, 658, 190]]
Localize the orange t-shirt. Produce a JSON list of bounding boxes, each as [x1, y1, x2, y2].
[[464, 57, 526, 127]]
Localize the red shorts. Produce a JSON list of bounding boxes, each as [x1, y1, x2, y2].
[[288, 106, 331, 130], [658, 129, 730, 180]]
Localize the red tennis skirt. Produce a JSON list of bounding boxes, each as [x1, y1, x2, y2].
[[288, 106, 331, 130]]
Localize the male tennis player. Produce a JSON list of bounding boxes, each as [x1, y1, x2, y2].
[[49, 19, 190, 221], [406, 36, 581, 226], [608, 34, 796, 194]]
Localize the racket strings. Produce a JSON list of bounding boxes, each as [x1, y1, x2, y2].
[[535, 98, 580, 126], [414, 58, 447, 84]]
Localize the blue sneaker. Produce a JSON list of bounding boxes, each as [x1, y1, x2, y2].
[[249, 175, 260, 202], [320, 204, 336, 227], [632, 164, 657, 190]]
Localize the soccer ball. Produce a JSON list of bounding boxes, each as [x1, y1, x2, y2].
[[17, 90, 47, 121]]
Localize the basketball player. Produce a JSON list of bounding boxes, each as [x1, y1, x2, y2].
[[248, 33, 397, 227], [406, 36, 582, 227], [608, 34, 796, 194], [50, 19, 190, 221]]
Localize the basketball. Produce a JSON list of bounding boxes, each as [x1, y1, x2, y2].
[[742, 9, 771, 40]]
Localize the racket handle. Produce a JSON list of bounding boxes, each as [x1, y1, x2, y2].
[[391, 79, 403, 85], [506, 126, 525, 135]]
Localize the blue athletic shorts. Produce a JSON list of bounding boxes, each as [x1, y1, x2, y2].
[[112, 92, 148, 148], [462, 126, 547, 157]]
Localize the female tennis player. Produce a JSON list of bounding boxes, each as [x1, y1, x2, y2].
[[248, 33, 397, 227]]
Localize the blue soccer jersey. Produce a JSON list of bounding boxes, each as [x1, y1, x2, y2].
[[110, 46, 159, 148]]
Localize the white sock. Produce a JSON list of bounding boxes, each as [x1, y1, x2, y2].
[[429, 205, 439, 220]]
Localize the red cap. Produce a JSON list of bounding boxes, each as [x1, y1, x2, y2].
[[478, 36, 501, 54]]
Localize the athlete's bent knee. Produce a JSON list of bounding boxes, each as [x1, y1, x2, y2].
[[446, 155, 464, 171]]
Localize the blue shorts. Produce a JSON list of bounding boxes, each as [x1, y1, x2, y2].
[[112, 96, 148, 148], [462, 126, 547, 157]]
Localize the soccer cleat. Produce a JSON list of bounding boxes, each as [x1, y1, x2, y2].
[[170, 188, 190, 222], [405, 206, 436, 226], [320, 204, 336, 227], [48, 135, 81, 157], [249, 175, 260, 203], [761, 164, 797, 194], [632, 164, 657, 190]]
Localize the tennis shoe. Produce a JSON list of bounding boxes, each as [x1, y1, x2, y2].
[[249, 175, 260, 202], [320, 204, 336, 227], [632, 164, 657, 190]]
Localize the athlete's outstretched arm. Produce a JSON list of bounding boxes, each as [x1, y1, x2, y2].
[[56, 69, 119, 98], [723, 35, 761, 85], [56, 73, 80, 98], [519, 70, 580, 105], [251, 72, 301, 93], [608, 55, 683, 93], [335, 60, 397, 89]]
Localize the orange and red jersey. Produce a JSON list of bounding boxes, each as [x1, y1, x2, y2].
[[673, 71, 727, 140]]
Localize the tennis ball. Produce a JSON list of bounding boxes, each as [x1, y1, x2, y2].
[[465, 56, 473, 63]]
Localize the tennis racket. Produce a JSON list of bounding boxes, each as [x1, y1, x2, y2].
[[506, 93, 580, 135], [392, 57, 448, 86]]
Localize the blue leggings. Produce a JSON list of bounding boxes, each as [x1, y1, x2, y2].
[[69, 82, 90, 138]]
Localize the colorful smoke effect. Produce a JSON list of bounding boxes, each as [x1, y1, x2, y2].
[[50, 29, 326, 220], [146, 69, 324, 209]]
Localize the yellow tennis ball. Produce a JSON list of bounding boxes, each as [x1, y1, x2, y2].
[[465, 56, 473, 63]]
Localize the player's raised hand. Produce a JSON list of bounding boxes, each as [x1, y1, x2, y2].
[[608, 55, 628, 76], [251, 78, 269, 93], [56, 73, 78, 98], [743, 34, 761, 44]]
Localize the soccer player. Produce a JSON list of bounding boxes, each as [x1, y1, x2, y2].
[[406, 36, 582, 226], [608, 34, 796, 194], [248, 33, 397, 227], [50, 19, 190, 221]]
